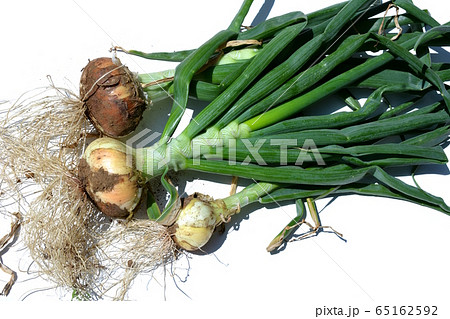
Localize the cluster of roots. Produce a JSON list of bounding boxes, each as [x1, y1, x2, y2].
[[0, 82, 175, 300]]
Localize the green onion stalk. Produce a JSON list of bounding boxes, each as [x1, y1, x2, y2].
[[82, 0, 383, 138], [78, 0, 450, 251], [81, 0, 340, 138]]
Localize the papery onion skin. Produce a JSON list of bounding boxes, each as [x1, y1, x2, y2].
[[80, 57, 146, 138]]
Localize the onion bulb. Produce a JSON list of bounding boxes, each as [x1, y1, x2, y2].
[[172, 193, 229, 251], [78, 137, 144, 218], [80, 57, 146, 138]]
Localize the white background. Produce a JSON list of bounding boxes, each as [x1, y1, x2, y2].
[[1, 0, 450, 318]]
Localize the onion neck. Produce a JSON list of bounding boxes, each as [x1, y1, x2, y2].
[[136, 121, 252, 179], [220, 182, 280, 216]]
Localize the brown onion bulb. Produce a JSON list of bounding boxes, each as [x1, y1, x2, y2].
[[78, 137, 144, 218], [80, 57, 146, 138]]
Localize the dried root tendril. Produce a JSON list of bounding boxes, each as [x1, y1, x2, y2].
[[0, 81, 176, 299], [0, 212, 22, 296], [96, 219, 177, 300]]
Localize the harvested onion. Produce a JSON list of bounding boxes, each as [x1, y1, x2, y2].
[[78, 137, 144, 218], [80, 57, 146, 138], [172, 193, 225, 251]]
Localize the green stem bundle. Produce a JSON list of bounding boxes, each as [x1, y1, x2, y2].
[[82, 0, 450, 252]]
